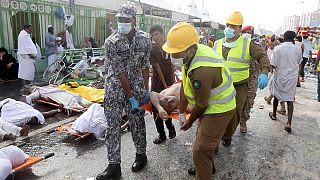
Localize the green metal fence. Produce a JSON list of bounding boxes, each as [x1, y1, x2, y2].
[[136, 14, 174, 36], [0, 0, 116, 51]]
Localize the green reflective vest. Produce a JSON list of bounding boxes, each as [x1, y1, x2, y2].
[[182, 44, 236, 115], [214, 36, 251, 83]]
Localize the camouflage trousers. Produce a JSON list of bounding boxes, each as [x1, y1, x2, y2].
[[104, 80, 147, 164], [240, 91, 257, 122]]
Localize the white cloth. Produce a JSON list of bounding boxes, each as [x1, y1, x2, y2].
[[18, 54, 36, 81], [0, 159, 11, 180], [28, 87, 92, 109], [72, 103, 107, 139], [267, 48, 275, 60], [0, 145, 29, 179], [17, 30, 37, 55], [35, 43, 41, 60], [0, 98, 45, 126], [65, 15, 74, 27], [17, 30, 37, 81], [270, 42, 303, 101], [302, 39, 313, 58], [0, 117, 21, 139], [66, 30, 75, 49], [48, 54, 56, 68]]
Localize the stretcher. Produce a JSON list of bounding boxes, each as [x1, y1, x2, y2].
[[49, 123, 92, 141], [34, 99, 87, 114], [11, 153, 54, 174], [140, 103, 190, 120]]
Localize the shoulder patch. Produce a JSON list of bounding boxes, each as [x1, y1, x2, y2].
[[108, 33, 120, 44], [192, 80, 201, 89]]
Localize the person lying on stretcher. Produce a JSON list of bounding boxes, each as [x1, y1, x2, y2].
[[25, 85, 92, 110], [0, 145, 29, 180], [150, 83, 193, 125], [71, 103, 128, 139]]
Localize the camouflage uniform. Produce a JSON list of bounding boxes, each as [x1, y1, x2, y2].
[[240, 59, 259, 129], [104, 27, 151, 164]]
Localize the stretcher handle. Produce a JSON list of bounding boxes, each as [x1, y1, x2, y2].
[[44, 153, 55, 159], [47, 129, 56, 134]]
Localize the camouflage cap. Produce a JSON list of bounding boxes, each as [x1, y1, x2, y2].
[[115, 4, 136, 18]]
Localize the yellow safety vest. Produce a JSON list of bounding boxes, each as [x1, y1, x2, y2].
[[317, 62, 320, 71], [182, 44, 236, 115], [214, 36, 251, 83]]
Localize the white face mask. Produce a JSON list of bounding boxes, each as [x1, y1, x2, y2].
[[223, 41, 237, 48], [117, 22, 132, 34], [243, 33, 252, 39], [170, 51, 190, 67]]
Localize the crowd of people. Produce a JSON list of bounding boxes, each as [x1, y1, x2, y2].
[[0, 2, 320, 180]]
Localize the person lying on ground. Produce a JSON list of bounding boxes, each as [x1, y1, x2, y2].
[[150, 83, 192, 124], [0, 145, 29, 180], [71, 103, 128, 139], [0, 98, 60, 126], [0, 117, 30, 141], [25, 85, 92, 110]]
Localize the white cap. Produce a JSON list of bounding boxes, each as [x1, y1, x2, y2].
[[56, 37, 62, 41], [47, 25, 53, 29]]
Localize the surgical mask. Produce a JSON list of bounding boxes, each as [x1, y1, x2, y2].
[[224, 28, 235, 39], [117, 22, 132, 34], [223, 41, 237, 48], [243, 33, 252, 39], [170, 51, 190, 67]]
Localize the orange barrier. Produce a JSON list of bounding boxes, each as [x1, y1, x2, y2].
[[55, 123, 92, 140], [140, 103, 190, 120], [11, 153, 54, 173]]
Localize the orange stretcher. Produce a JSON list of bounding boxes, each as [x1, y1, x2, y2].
[[140, 103, 190, 120], [34, 99, 87, 113], [11, 153, 54, 174], [53, 123, 92, 140]]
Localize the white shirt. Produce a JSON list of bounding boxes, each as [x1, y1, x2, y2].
[[302, 38, 313, 58]]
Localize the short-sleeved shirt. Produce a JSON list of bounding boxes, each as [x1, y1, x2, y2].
[[104, 28, 152, 99], [302, 39, 313, 58], [150, 44, 174, 93]]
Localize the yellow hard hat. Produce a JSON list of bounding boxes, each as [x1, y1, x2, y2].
[[162, 22, 199, 54], [226, 11, 243, 25]]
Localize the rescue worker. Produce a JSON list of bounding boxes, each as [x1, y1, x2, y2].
[[163, 22, 236, 180], [239, 26, 260, 133], [213, 12, 270, 146], [96, 4, 151, 179]]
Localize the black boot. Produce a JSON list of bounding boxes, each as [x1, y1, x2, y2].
[[223, 138, 232, 147], [168, 127, 176, 139], [132, 153, 147, 172], [96, 164, 121, 180], [187, 164, 216, 176]]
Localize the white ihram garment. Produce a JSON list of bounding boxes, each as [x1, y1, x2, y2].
[[0, 98, 45, 126], [0, 117, 21, 139], [17, 30, 37, 81], [0, 146, 29, 180], [66, 30, 75, 49], [28, 86, 92, 109], [72, 103, 107, 139], [270, 42, 303, 101]]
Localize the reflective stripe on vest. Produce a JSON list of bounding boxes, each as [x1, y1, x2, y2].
[[183, 44, 236, 114], [214, 36, 251, 82]]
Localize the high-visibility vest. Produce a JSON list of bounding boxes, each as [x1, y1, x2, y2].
[[182, 44, 236, 115], [214, 36, 251, 83], [317, 62, 320, 71]]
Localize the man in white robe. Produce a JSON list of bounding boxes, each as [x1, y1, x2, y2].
[[0, 146, 29, 180], [269, 31, 302, 133], [0, 117, 30, 140], [17, 24, 38, 83], [66, 26, 75, 49]]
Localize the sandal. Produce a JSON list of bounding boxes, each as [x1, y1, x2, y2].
[[153, 135, 166, 144], [269, 112, 277, 120], [285, 124, 292, 133]]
